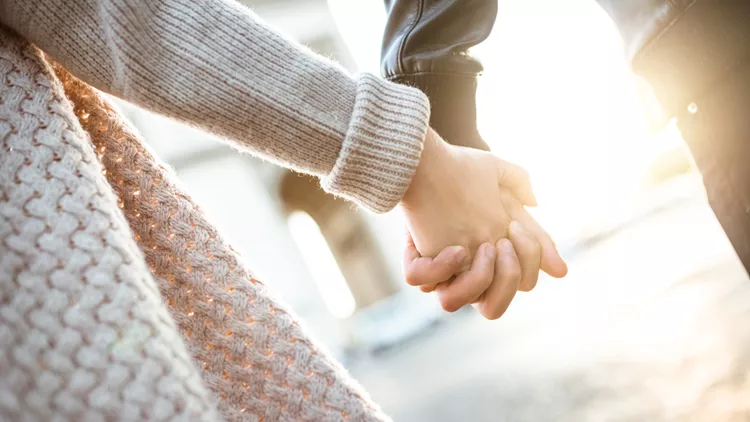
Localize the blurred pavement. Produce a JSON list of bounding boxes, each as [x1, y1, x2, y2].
[[348, 175, 750, 422]]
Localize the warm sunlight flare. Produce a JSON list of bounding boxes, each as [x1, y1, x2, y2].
[[326, 0, 385, 74], [329, 0, 690, 245], [472, 0, 689, 243]]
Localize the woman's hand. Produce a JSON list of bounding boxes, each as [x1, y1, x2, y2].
[[402, 196, 568, 319], [403, 232, 523, 319]]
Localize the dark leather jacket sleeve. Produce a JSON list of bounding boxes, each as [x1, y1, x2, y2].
[[381, 0, 498, 151], [597, 0, 750, 123], [382, 0, 750, 148]]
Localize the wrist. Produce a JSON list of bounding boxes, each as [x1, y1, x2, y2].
[[402, 128, 449, 210]]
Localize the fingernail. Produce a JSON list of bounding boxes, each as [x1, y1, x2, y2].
[[500, 238, 514, 254], [509, 220, 524, 234], [451, 246, 467, 264], [484, 244, 496, 259]]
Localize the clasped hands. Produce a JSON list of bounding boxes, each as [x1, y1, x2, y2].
[[400, 129, 568, 319]]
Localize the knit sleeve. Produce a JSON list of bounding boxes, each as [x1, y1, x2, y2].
[[0, 0, 430, 213]]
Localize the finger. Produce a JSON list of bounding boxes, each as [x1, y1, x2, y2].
[[475, 238, 522, 320], [435, 243, 496, 312], [501, 191, 568, 278], [508, 221, 541, 292], [403, 231, 433, 292], [495, 159, 537, 206], [511, 213, 568, 279], [420, 283, 438, 293], [403, 240, 468, 287], [421, 273, 457, 293]]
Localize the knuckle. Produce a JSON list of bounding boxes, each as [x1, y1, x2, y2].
[[437, 259, 458, 276], [483, 228, 501, 245], [469, 267, 493, 289], [480, 270, 495, 289], [501, 257, 522, 277]]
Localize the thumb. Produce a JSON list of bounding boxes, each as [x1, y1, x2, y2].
[[496, 159, 537, 206]]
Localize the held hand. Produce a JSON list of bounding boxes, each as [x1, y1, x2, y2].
[[403, 209, 567, 320], [403, 233, 523, 319], [399, 126, 567, 319], [407, 187, 568, 291], [401, 128, 537, 265]]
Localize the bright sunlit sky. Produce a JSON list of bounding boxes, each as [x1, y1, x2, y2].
[[289, 0, 690, 318], [327, 0, 686, 243]]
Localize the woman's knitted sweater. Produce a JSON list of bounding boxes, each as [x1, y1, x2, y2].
[[0, 0, 430, 420]]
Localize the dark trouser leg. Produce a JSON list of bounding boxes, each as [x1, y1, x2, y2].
[[676, 64, 750, 275]]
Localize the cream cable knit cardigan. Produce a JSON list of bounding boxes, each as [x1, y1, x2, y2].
[[0, 0, 431, 420]]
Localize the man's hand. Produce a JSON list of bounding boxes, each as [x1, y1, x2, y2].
[[401, 128, 537, 263], [400, 128, 567, 319]]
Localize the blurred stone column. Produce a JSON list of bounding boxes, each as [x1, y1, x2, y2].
[[279, 172, 400, 309]]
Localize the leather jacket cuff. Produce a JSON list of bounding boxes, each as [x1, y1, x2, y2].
[[388, 73, 491, 152]]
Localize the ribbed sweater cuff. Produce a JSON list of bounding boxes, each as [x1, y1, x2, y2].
[[322, 74, 430, 214]]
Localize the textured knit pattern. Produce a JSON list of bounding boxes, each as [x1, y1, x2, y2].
[[0, 0, 430, 213], [0, 29, 390, 421], [55, 63, 389, 422], [0, 32, 220, 421]]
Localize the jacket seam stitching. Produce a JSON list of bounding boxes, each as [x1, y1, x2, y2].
[[397, 0, 425, 75]]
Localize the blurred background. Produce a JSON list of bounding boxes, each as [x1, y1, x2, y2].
[[116, 0, 750, 420]]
